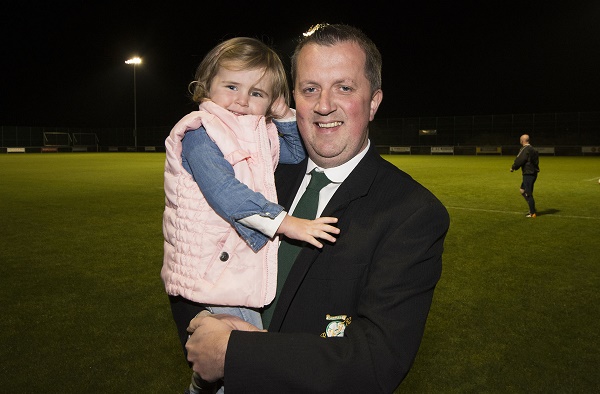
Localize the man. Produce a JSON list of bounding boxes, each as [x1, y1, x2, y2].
[[511, 134, 540, 218], [186, 23, 450, 393]]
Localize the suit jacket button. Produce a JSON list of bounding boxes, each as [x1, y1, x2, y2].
[[219, 252, 229, 262]]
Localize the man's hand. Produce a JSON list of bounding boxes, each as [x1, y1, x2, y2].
[[186, 312, 264, 382]]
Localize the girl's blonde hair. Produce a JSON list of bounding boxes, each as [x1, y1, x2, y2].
[[189, 37, 290, 119]]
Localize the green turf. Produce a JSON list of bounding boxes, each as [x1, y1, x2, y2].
[[0, 153, 598, 393]]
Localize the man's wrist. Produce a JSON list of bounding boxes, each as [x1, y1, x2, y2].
[[216, 330, 231, 379]]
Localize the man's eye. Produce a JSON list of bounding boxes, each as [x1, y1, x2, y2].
[[340, 86, 352, 92], [304, 87, 317, 93]]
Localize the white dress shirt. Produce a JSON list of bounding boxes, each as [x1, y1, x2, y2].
[[240, 140, 371, 236]]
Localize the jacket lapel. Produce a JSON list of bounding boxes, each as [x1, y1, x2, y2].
[[269, 146, 381, 331], [322, 147, 379, 218]]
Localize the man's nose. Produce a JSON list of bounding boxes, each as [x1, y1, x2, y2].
[[314, 91, 335, 115]]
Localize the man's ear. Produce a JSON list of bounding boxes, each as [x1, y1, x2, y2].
[[369, 89, 383, 121]]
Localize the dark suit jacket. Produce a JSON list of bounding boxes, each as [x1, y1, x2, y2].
[[225, 145, 450, 393]]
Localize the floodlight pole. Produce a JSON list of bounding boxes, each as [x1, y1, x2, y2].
[[125, 57, 142, 148]]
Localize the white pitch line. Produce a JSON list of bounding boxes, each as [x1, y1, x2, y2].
[[446, 206, 600, 220], [584, 177, 600, 182]]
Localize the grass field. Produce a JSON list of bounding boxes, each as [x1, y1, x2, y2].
[[1, 153, 598, 393]]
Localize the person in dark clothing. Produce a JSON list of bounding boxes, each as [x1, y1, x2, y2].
[[511, 134, 540, 217], [185, 23, 450, 393]]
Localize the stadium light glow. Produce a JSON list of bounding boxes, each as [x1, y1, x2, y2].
[[125, 57, 142, 147], [125, 57, 142, 65]]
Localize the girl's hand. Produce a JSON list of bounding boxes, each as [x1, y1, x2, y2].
[[271, 96, 294, 119]]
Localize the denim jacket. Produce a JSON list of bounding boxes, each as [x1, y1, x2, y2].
[[181, 111, 305, 252]]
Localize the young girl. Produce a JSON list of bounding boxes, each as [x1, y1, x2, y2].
[[161, 37, 339, 393]]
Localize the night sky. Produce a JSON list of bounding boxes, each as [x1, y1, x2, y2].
[[2, 1, 599, 129]]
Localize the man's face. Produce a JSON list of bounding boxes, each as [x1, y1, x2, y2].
[[293, 41, 382, 168], [520, 135, 528, 146]]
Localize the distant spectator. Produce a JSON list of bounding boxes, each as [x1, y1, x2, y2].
[[511, 134, 540, 217]]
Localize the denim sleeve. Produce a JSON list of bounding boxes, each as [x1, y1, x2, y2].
[[181, 127, 284, 252], [273, 119, 305, 164]]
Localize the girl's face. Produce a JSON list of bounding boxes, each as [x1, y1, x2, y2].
[[208, 66, 272, 116]]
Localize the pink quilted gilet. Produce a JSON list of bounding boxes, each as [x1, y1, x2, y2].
[[161, 101, 279, 308]]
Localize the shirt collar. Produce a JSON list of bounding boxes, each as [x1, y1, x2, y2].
[[305, 139, 371, 184]]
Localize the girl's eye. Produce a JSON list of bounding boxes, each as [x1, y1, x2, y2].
[[251, 91, 264, 98], [226, 85, 237, 91]]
